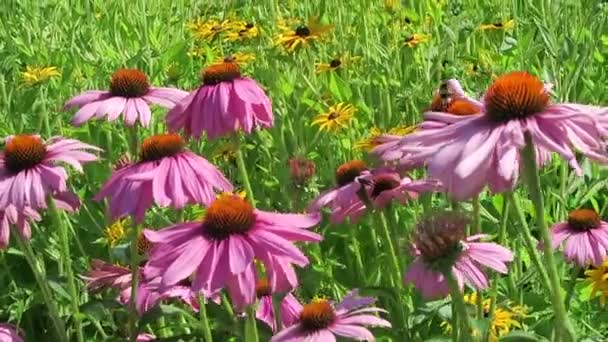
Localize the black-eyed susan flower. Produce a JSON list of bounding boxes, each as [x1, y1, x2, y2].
[[478, 19, 515, 31], [187, 18, 232, 41], [104, 219, 127, 247], [224, 21, 260, 41], [311, 102, 356, 132], [355, 125, 418, 152], [275, 17, 332, 52], [315, 54, 361, 73], [586, 258, 608, 305], [404, 34, 430, 48], [216, 52, 256, 67], [21, 65, 60, 86]]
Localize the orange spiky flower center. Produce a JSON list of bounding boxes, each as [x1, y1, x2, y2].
[[256, 278, 272, 298], [299, 299, 336, 331], [414, 211, 468, 264], [483, 71, 549, 122], [3, 135, 47, 173], [371, 174, 400, 197], [203, 194, 256, 240], [567, 209, 601, 231], [335, 160, 368, 187], [140, 134, 185, 162], [446, 99, 480, 116], [109, 69, 150, 98], [201, 62, 241, 85]]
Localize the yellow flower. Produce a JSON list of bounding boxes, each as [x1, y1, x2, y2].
[[311, 103, 356, 132], [355, 125, 418, 151], [212, 141, 239, 162], [224, 21, 260, 41], [466, 63, 480, 75], [187, 18, 231, 41], [404, 34, 430, 48], [315, 55, 361, 73], [104, 219, 127, 247], [275, 17, 332, 52], [384, 0, 398, 11], [478, 19, 515, 31], [586, 259, 608, 305], [216, 52, 256, 67], [21, 66, 60, 86]]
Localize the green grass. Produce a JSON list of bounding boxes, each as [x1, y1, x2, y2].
[[0, 0, 608, 341]]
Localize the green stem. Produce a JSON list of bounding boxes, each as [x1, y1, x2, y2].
[[521, 135, 576, 342], [272, 295, 283, 332], [15, 235, 67, 341], [445, 270, 471, 341], [199, 296, 214, 342], [564, 266, 580, 311], [507, 192, 551, 290], [49, 199, 84, 342], [471, 196, 483, 320], [377, 210, 402, 287], [244, 306, 259, 342], [128, 224, 141, 342], [488, 196, 510, 340], [221, 293, 237, 324]]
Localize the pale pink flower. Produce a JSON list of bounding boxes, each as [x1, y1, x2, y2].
[[255, 279, 302, 332], [0, 323, 23, 342], [308, 160, 370, 214]]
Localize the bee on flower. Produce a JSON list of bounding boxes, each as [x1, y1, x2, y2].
[[311, 103, 356, 132], [20, 65, 60, 87], [478, 19, 515, 31], [224, 21, 260, 41], [315, 54, 361, 73], [275, 17, 332, 52], [404, 33, 431, 48]]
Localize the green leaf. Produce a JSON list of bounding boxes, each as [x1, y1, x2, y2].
[[499, 331, 549, 341]]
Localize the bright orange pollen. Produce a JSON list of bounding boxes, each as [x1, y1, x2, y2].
[[201, 62, 241, 85], [255, 278, 272, 298], [3, 135, 46, 173], [109, 69, 150, 98], [140, 134, 185, 162], [335, 160, 368, 187], [484, 71, 549, 122], [299, 299, 336, 331], [203, 194, 256, 240], [446, 99, 480, 116], [568, 209, 601, 231]]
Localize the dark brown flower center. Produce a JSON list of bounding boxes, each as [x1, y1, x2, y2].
[[245, 22, 254, 29], [446, 99, 480, 116], [295, 25, 311, 37], [300, 299, 336, 331], [335, 160, 368, 187], [567, 209, 601, 231], [493, 22, 503, 28], [137, 232, 152, 256], [329, 59, 342, 68], [109, 69, 150, 98], [140, 134, 185, 162], [203, 194, 256, 240], [3, 135, 46, 173], [256, 278, 272, 298], [484, 71, 549, 123], [371, 174, 400, 197], [201, 62, 241, 85], [414, 211, 468, 262]]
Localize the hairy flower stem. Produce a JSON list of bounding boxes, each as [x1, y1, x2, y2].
[[378, 210, 402, 287], [564, 266, 581, 311], [128, 224, 141, 342], [471, 196, 483, 320], [15, 235, 67, 341], [488, 197, 510, 340], [272, 294, 284, 332], [49, 199, 84, 342], [234, 137, 259, 342], [445, 271, 471, 341], [522, 135, 576, 342], [199, 296, 214, 342]]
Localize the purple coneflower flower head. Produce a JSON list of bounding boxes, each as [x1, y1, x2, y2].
[[82, 259, 133, 293], [256, 278, 303, 332], [64, 68, 188, 127], [270, 289, 391, 342], [404, 211, 513, 299], [166, 61, 273, 140], [143, 193, 322, 310], [0, 135, 99, 211], [378, 71, 608, 200], [550, 209, 608, 267], [309, 160, 370, 214], [0, 323, 23, 342], [329, 168, 440, 224], [95, 133, 233, 223]]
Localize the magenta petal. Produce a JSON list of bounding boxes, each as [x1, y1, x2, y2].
[[329, 324, 372, 341], [227, 236, 255, 274]]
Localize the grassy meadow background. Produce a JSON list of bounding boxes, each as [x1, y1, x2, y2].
[[0, 0, 608, 341]]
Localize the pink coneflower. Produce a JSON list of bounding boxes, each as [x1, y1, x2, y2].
[[64, 68, 188, 127], [270, 289, 391, 342], [166, 61, 273, 140], [377, 72, 608, 200], [255, 278, 302, 332], [550, 209, 608, 267], [0, 135, 99, 211], [0, 323, 23, 342], [404, 211, 513, 299], [82, 259, 133, 293], [0, 206, 39, 249], [308, 160, 370, 213], [136, 334, 156, 342], [95, 133, 233, 223], [143, 193, 322, 310]]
